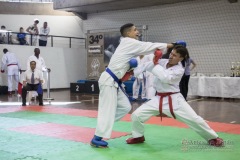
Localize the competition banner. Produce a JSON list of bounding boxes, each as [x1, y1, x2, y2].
[[86, 26, 146, 80], [87, 31, 121, 80], [103, 31, 121, 66], [87, 33, 104, 80]]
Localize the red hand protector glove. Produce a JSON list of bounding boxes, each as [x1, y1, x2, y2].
[[153, 49, 163, 65], [121, 70, 134, 82]]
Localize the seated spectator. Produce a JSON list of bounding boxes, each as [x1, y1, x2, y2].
[[0, 25, 13, 44], [17, 27, 27, 45], [22, 60, 44, 106]]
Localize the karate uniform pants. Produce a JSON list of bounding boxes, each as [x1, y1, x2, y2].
[[7, 75, 19, 92], [95, 84, 131, 138], [145, 74, 156, 99], [7, 65, 20, 92], [132, 78, 146, 99], [131, 93, 218, 141]]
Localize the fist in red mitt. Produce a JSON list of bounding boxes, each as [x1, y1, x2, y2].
[[153, 49, 163, 65]]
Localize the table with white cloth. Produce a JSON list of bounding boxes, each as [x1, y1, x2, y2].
[[188, 77, 240, 98]]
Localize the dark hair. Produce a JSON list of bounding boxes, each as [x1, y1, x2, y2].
[[185, 51, 190, 59], [19, 27, 24, 32], [120, 23, 134, 36], [34, 48, 40, 52], [3, 48, 8, 53], [173, 45, 189, 67], [30, 61, 36, 64], [1, 25, 6, 29]]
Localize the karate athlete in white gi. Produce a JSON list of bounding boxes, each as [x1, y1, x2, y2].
[[126, 45, 224, 147], [1, 48, 21, 95], [90, 23, 184, 148], [131, 54, 160, 101], [141, 54, 156, 100], [131, 55, 147, 101]]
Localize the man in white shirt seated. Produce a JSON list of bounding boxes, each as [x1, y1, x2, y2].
[[22, 61, 44, 106]]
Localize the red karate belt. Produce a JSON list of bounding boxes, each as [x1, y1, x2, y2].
[[7, 64, 17, 67], [156, 92, 178, 121]]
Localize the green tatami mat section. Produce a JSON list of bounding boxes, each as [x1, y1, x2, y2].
[[0, 110, 239, 160], [0, 124, 239, 160], [0, 116, 45, 129], [0, 129, 85, 160], [0, 111, 97, 127]]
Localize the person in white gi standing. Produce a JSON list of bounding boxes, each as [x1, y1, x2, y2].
[[27, 48, 48, 72], [130, 55, 147, 101], [141, 54, 156, 100], [131, 54, 157, 101], [1, 48, 21, 96], [90, 23, 183, 148], [126, 45, 223, 147]]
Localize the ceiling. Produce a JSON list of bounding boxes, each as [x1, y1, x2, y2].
[[53, 0, 195, 20]]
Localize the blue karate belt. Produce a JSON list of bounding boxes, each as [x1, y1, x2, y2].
[[106, 68, 129, 98]]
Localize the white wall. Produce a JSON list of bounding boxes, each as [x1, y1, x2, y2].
[[83, 0, 240, 76], [0, 45, 87, 89], [0, 14, 84, 37], [0, 14, 85, 48], [0, 14, 87, 89]]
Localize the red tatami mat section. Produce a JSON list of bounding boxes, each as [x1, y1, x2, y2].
[[27, 106, 98, 117], [0, 106, 98, 117], [2, 106, 240, 134], [9, 123, 129, 143]]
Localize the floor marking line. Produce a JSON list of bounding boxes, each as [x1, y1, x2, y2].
[[81, 99, 99, 102], [187, 98, 204, 102]]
